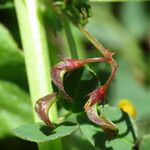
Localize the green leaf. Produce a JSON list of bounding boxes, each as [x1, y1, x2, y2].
[[0, 80, 33, 138], [77, 105, 137, 150], [0, 23, 28, 90], [13, 122, 79, 143], [140, 134, 150, 150], [58, 66, 99, 112], [0, 1, 14, 9], [62, 129, 96, 150]]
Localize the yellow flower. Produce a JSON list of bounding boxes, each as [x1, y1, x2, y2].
[[118, 99, 136, 118]]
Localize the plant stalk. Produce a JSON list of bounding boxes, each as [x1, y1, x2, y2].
[[14, 0, 62, 149], [63, 19, 79, 59]]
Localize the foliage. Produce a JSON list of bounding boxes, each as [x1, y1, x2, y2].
[[13, 122, 79, 143], [0, 23, 32, 138], [13, 105, 137, 150]]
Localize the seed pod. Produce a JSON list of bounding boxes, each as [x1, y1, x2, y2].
[[35, 93, 57, 128], [86, 106, 119, 138], [51, 57, 108, 102]]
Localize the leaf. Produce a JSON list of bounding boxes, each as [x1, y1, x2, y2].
[[77, 105, 137, 150], [140, 134, 150, 150], [0, 23, 28, 90], [0, 1, 14, 9], [0, 80, 33, 138], [13, 122, 79, 143], [62, 129, 96, 150], [58, 66, 99, 112]]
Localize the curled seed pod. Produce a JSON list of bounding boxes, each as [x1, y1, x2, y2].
[[51, 58, 82, 102], [86, 106, 119, 138], [51, 57, 108, 102], [35, 93, 57, 128], [51, 66, 72, 101]]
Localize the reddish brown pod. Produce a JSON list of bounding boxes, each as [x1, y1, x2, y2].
[[51, 57, 109, 102], [86, 107, 119, 138], [51, 58, 84, 102], [35, 93, 57, 128]]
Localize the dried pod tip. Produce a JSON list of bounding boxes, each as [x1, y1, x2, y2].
[[35, 93, 57, 128]]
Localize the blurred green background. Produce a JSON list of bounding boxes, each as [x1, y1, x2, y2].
[[0, 1, 150, 149]]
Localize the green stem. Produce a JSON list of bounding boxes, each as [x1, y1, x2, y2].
[[14, 0, 62, 149], [72, 27, 88, 59], [63, 19, 79, 59]]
